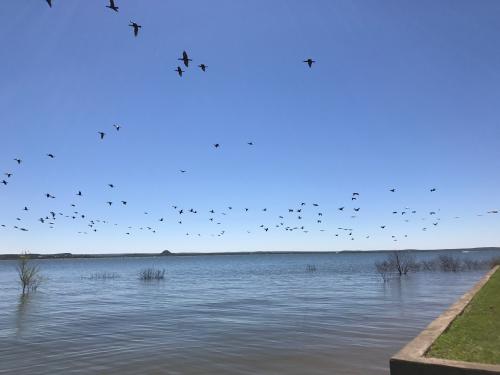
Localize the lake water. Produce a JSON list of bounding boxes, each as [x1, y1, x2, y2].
[[0, 249, 498, 375]]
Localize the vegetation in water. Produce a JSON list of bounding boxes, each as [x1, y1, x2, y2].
[[139, 267, 166, 281], [17, 251, 42, 295]]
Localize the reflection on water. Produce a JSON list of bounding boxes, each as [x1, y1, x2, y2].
[[0, 250, 498, 375], [15, 294, 30, 336]]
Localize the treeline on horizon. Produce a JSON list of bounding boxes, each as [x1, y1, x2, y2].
[[1, 247, 500, 260]]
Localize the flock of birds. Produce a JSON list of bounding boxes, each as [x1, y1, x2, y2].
[[2, 138, 499, 241], [44, 0, 316, 77], [2, 1, 499, 244]]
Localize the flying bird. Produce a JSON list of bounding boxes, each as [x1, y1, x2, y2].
[[47, 153, 55, 158], [303, 58, 315, 68], [1, 180, 7, 186], [77, 191, 82, 196], [46, 0, 52, 7], [106, 0, 119, 12], [213, 143, 220, 148], [4, 173, 12, 178], [430, 188, 437, 192], [98, 132, 105, 139], [178, 51, 192, 67], [198, 64, 207, 72], [389, 188, 396, 192], [129, 22, 141, 36], [113, 124, 121, 131], [108, 184, 114, 188], [175, 66, 184, 77], [14, 158, 22, 164]]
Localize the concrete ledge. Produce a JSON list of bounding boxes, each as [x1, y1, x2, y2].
[[390, 266, 500, 375]]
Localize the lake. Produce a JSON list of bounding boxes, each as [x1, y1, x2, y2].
[[0, 249, 498, 374]]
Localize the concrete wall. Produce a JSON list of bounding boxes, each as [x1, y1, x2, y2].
[[390, 266, 500, 375]]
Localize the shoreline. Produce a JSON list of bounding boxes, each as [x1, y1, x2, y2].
[[1, 247, 499, 261]]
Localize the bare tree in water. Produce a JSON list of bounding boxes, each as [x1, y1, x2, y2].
[[17, 251, 41, 295], [375, 251, 417, 280], [389, 251, 416, 276]]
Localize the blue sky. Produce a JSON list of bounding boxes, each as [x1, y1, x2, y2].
[[1, 0, 500, 254]]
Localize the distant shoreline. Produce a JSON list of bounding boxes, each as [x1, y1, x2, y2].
[[0, 247, 499, 260]]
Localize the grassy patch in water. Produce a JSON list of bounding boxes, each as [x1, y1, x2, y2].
[[138, 267, 165, 281], [426, 267, 500, 365]]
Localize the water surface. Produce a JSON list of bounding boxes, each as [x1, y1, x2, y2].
[[0, 250, 498, 374]]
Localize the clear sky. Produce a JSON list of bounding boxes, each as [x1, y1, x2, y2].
[[1, 0, 499, 254]]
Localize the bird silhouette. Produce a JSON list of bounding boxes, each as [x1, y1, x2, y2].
[[107, 202, 113, 206], [213, 143, 220, 148], [303, 58, 315, 68], [108, 184, 114, 188], [247, 142, 254, 146], [430, 188, 437, 192], [179, 170, 187, 173], [179, 51, 192, 67], [98, 132, 105, 139], [390, 188, 396, 192], [175, 66, 184, 77], [113, 124, 121, 131], [46, 0, 52, 7], [47, 153, 55, 158], [106, 0, 119, 12], [121, 201, 127, 205], [14, 158, 22, 164], [77, 191, 82, 196], [129, 22, 141, 37], [4, 173, 12, 178], [1, 180, 7, 186], [198, 64, 207, 72], [338, 207, 344, 211]]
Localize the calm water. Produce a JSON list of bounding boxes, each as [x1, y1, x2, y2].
[[0, 250, 498, 375]]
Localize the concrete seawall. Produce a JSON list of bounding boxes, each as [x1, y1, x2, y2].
[[390, 266, 500, 375]]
